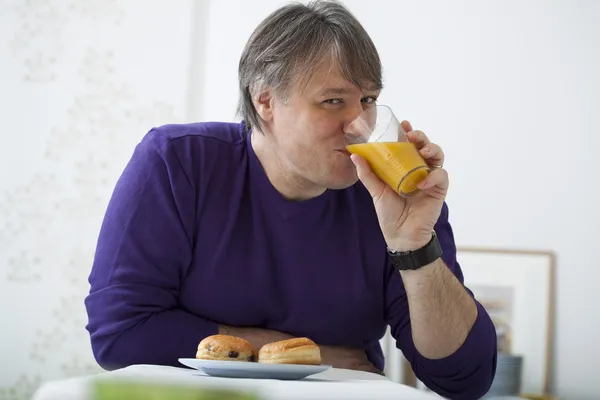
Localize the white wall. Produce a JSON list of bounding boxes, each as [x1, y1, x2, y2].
[[202, 1, 600, 398], [0, 1, 195, 398]]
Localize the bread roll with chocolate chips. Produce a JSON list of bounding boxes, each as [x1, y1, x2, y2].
[[258, 337, 321, 365], [196, 334, 258, 362]]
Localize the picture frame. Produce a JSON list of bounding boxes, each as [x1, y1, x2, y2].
[[401, 247, 555, 395]]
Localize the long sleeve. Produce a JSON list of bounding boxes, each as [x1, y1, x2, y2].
[[84, 129, 218, 370], [384, 203, 497, 399]]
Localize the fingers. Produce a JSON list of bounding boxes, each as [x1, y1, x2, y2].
[[350, 154, 386, 200], [401, 120, 413, 134], [402, 120, 444, 168], [406, 130, 430, 150], [419, 142, 445, 168], [417, 167, 449, 193]]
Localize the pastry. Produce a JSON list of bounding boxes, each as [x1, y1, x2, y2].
[[258, 337, 321, 365], [196, 334, 258, 362]]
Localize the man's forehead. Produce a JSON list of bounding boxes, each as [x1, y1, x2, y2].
[[304, 66, 379, 95], [290, 54, 380, 96]]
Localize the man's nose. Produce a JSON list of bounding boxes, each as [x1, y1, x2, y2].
[[342, 102, 365, 133]]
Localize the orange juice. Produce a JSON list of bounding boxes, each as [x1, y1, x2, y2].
[[346, 142, 429, 196]]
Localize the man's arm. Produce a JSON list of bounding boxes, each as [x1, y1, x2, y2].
[[400, 257, 478, 359], [385, 203, 497, 400], [84, 129, 296, 370], [85, 128, 227, 370]]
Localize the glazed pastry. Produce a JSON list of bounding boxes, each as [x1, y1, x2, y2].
[[196, 334, 258, 362], [258, 337, 321, 365]]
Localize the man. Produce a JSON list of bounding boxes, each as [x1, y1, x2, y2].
[[85, 1, 497, 399]]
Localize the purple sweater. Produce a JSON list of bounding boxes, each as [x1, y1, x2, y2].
[[85, 121, 497, 399]]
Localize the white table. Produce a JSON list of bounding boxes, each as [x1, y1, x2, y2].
[[32, 364, 442, 400]]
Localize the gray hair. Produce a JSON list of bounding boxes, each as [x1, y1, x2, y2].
[[237, 0, 383, 133]]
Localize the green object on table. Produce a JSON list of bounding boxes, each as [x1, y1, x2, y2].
[[92, 379, 262, 400]]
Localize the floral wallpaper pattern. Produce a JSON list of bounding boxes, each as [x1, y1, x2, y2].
[[0, 0, 193, 399]]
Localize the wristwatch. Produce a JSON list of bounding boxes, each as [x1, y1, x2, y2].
[[387, 232, 443, 271]]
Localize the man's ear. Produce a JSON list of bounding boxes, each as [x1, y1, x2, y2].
[[253, 89, 274, 124]]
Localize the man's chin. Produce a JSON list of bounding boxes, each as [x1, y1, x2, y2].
[[326, 175, 359, 190]]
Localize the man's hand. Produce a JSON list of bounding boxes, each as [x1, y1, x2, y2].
[[320, 345, 382, 375], [351, 120, 447, 252]]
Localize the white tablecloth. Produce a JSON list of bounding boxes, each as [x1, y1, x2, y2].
[[32, 364, 442, 400]]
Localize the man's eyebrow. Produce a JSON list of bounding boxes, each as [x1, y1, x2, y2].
[[319, 86, 380, 96], [320, 87, 350, 96]]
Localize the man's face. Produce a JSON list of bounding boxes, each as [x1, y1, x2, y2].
[[259, 57, 380, 191]]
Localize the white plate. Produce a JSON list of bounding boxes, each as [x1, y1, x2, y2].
[[178, 358, 332, 380]]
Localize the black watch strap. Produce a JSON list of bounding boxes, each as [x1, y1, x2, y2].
[[387, 232, 443, 271]]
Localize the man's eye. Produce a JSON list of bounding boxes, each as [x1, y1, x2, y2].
[[324, 98, 343, 104], [361, 96, 378, 104]]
